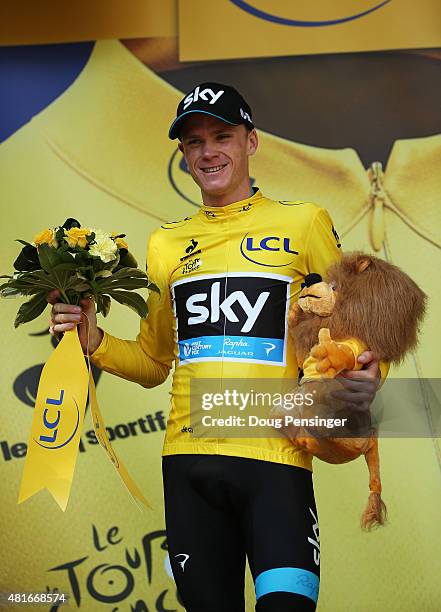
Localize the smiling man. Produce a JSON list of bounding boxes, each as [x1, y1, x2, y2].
[[50, 82, 381, 612]]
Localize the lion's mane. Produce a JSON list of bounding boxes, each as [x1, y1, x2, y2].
[[292, 252, 426, 364]]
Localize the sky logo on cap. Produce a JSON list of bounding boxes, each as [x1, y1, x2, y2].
[[183, 86, 225, 110], [240, 107, 252, 122]]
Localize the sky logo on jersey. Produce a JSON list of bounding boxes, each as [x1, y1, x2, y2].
[[229, 0, 392, 27], [171, 273, 291, 365], [240, 233, 298, 267]]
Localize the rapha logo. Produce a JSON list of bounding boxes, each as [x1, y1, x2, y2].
[[262, 342, 276, 355], [174, 553, 190, 572], [183, 86, 224, 110]]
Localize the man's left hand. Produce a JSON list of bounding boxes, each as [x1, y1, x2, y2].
[[330, 351, 380, 412]]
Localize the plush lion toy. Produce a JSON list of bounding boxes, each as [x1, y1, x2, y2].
[[275, 252, 426, 529]]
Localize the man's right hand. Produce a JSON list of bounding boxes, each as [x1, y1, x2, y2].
[[47, 290, 104, 354]]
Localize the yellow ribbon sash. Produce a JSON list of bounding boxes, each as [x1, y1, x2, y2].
[[18, 328, 150, 511]]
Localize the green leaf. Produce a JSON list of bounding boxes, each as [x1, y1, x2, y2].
[[15, 239, 33, 247], [101, 294, 111, 317], [51, 262, 80, 272], [119, 250, 138, 269], [69, 279, 90, 292], [14, 292, 48, 327], [0, 282, 41, 296], [14, 269, 76, 295], [1, 276, 52, 293], [14, 245, 40, 272], [95, 293, 111, 317], [1, 287, 25, 298], [148, 281, 160, 294], [98, 278, 150, 291], [91, 256, 105, 273], [107, 290, 147, 318], [62, 218, 81, 230], [55, 227, 65, 242], [37, 243, 62, 272], [58, 249, 77, 263], [96, 267, 148, 287]]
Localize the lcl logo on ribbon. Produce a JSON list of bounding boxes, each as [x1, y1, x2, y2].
[[35, 389, 81, 450]]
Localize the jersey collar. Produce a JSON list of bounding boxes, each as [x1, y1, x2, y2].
[[198, 187, 264, 219]]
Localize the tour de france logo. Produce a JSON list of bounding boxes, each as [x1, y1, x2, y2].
[[229, 0, 392, 26]]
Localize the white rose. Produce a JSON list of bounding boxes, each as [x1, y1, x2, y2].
[[89, 229, 118, 263]]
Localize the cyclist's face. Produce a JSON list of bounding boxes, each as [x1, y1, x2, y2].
[[178, 114, 257, 202]]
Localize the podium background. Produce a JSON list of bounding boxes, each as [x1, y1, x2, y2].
[[1, 3, 441, 610]]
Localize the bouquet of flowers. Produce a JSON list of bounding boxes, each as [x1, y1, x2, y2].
[[2, 218, 156, 511], [0, 217, 158, 327]]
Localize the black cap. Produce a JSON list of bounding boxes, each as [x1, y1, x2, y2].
[[168, 82, 254, 140]]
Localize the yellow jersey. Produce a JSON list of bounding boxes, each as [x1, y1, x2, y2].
[[91, 188, 344, 470]]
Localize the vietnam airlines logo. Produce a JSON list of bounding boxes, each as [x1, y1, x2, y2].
[[229, 0, 391, 27], [240, 233, 298, 267], [34, 389, 80, 450]]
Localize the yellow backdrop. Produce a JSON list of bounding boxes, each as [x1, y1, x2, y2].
[[1, 39, 440, 611], [179, 0, 441, 60]]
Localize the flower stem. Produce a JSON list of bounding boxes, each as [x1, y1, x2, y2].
[[59, 289, 70, 304]]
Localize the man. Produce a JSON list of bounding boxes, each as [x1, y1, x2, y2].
[[49, 82, 381, 612]]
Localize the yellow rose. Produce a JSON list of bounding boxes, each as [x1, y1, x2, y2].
[[64, 227, 91, 248], [34, 228, 58, 248], [115, 237, 128, 250], [111, 232, 128, 250]]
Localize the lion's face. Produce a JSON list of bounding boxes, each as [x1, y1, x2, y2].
[[298, 278, 336, 317], [291, 252, 426, 365]]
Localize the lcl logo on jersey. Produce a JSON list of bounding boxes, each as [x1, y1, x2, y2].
[[171, 273, 291, 365], [183, 86, 225, 110], [240, 233, 299, 267]]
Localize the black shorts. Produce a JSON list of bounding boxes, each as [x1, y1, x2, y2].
[[162, 454, 320, 612]]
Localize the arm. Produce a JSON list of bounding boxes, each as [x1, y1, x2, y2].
[[90, 231, 175, 388], [305, 206, 342, 277], [304, 207, 386, 406]]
